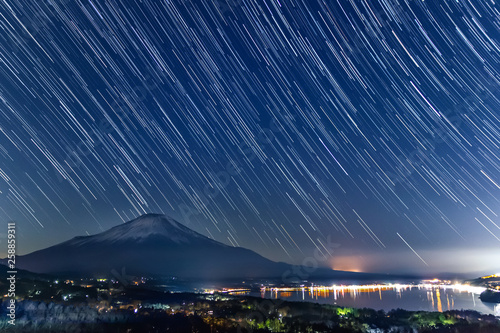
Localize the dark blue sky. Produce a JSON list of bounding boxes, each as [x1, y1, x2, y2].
[[0, 0, 499, 275]]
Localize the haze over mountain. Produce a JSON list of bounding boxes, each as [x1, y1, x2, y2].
[[6, 214, 369, 281]]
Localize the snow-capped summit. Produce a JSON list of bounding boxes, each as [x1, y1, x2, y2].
[[75, 213, 207, 245]]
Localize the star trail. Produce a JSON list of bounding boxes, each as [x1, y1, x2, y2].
[[0, 0, 499, 274]]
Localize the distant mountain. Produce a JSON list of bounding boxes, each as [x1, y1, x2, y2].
[[3, 214, 370, 281]]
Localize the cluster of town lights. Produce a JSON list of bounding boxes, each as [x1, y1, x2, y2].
[[262, 282, 487, 295]]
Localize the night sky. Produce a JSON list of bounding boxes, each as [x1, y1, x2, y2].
[[0, 0, 499, 275]]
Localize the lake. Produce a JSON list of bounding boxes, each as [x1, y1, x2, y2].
[[246, 284, 500, 316]]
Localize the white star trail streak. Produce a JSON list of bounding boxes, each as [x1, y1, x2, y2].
[[0, 0, 498, 272], [396, 232, 429, 267]]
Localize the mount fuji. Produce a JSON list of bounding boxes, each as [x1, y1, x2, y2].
[[7, 214, 363, 281]]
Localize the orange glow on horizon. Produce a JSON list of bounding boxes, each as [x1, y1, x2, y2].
[[330, 255, 367, 273], [331, 265, 363, 273]]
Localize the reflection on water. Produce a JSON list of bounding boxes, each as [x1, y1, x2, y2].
[[488, 303, 500, 316], [251, 284, 499, 316]]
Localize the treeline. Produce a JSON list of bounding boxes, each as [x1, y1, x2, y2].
[[1, 296, 499, 332]]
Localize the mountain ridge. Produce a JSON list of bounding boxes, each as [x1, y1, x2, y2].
[[3, 214, 372, 281], [58, 213, 223, 247]]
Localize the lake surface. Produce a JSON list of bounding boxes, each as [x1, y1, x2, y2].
[[247, 284, 500, 316]]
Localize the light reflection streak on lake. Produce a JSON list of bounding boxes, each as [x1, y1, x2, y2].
[[250, 284, 500, 316]]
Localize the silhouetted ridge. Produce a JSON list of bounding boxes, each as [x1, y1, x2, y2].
[[6, 214, 365, 281]]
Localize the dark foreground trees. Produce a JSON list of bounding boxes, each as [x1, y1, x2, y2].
[[1, 297, 499, 333]]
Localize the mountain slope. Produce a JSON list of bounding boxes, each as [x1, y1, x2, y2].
[[7, 214, 361, 280]]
